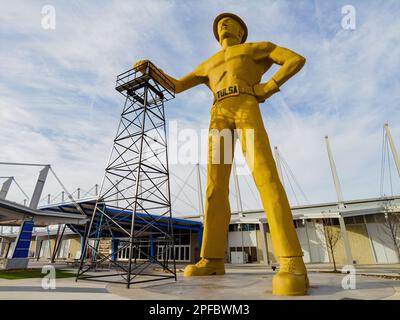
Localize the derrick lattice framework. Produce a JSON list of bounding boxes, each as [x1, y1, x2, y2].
[[76, 62, 176, 287]]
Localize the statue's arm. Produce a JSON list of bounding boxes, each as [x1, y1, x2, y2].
[[160, 69, 207, 94], [268, 45, 306, 86], [133, 60, 206, 94], [254, 42, 306, 102]]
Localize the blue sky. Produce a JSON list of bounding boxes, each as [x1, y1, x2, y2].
[[1, 0, 400, 216]]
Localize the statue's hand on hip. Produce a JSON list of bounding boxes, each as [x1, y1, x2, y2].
[[253, 79, 280, 103]]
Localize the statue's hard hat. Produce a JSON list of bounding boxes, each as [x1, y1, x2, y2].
[[213, 12, 248, 43]]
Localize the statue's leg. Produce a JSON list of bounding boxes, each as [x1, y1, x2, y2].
[[200, 123, 234, 260], [184, 106, 234, 277], [236, 101, 308, 295]]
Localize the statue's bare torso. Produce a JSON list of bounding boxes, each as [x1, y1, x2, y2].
[[195, 42, 275, 93]]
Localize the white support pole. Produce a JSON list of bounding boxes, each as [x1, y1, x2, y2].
[[303, 219, 312, 262], [324, 136, 353, 265], [232, 160, 243, 218], [325, 136, 344, 206], [0, 228, 4, 257], [240, 222, 245, 263], [338, 215, 354, 265], [196, 163, 204, 220], [274, 147, 284, 183], [384, 123, 400, 177], [0, 177, 13, 200], [29, 165, 50, 209]]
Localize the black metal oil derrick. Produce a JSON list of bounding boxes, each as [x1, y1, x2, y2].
[[76, 61, 176, 287]]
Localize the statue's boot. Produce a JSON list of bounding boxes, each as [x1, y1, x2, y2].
[[272, 256, 309, 296], [183, 258, 225, 277]]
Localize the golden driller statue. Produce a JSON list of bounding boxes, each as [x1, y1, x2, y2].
[[134, 12, 308, 296]]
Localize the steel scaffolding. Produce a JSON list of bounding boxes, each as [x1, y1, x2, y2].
[[76, 61, 176, 287]]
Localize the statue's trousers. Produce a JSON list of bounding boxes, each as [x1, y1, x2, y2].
[[200, 94, 303, 259]]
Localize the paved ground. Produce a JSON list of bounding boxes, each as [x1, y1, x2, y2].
[[0, 262, 399, 300], [106, 264, 400, 300], [0, 278, 126, 300]]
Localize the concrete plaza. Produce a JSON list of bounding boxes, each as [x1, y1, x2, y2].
[[0, 263, 399, 300]]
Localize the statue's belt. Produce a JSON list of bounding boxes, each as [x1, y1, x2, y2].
[[213, 84, 255, 104]]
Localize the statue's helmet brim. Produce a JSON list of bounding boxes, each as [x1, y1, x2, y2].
[[213, 12, 248, 43]]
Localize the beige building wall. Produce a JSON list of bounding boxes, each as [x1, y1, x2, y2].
[[29, 240, 37, 257], [346, 224, 375, 264], [326, 224, 375, 265], [37, 239, 56, 258], [69, 237, 82, 260], [48, 239, 56, 258], [325, 225, 346, 265], [31, 236, 81, 260], [256, 221, 375, 266]]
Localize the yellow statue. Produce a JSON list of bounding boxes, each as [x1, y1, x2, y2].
[[134, 12, 308, 296]]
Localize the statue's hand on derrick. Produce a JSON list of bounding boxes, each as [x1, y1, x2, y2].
[[133, 59, 149, 68], [133, 59, 151, 71], [133, 59, 165, 72]]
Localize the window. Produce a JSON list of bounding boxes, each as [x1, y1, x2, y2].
[[250, 247, 257, 262], [324, 218, 340, 226], [185, 246, 190, 261], [180, 235, 190, 245], [156, 245, 190, 262], [247, 224, 260, 231], [294, 220, 305, 228], [331, 218, 340, 226], [344, 217, 354, 224], [229, 224, 260, 232], [354, 216, 365, 224], [229, 246, 257, 262], [374, 214, 386, 223], [117, 244, 150, 260], [173, 233, 190, 245], [365, 215, 375, 223], [138, 246, 150, 260]]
